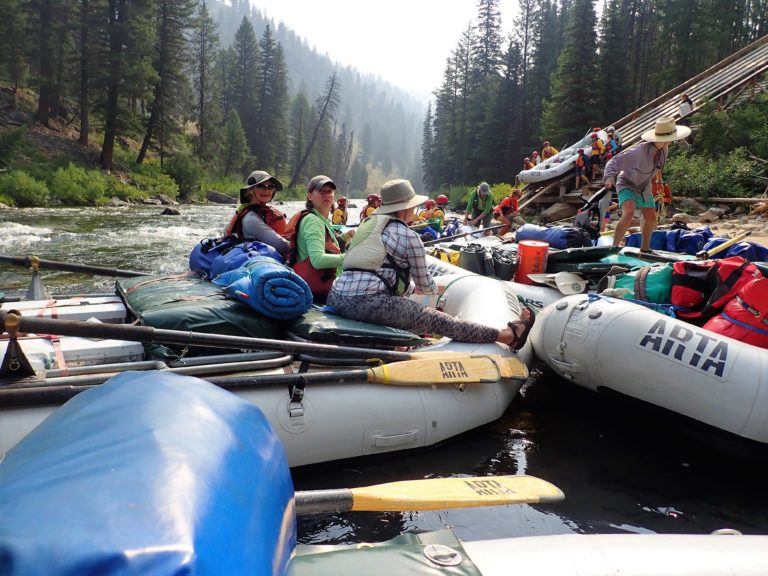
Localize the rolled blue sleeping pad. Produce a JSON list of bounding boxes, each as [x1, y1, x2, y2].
[[0, 371, 295, 576]]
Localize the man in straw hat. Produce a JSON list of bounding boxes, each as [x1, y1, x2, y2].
[[603, 117, 690, 253], [328, 179, 534, 349]]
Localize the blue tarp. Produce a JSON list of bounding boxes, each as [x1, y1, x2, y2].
[[624, 227, 714, 254], [0, 372, 295, 576], [213, 256, 313, 319], [700, 237, 768, 261]]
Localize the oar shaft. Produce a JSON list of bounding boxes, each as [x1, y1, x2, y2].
[[697, 231, 750, 259], [423, 224, 505, 245], [0, 254, 148, 277], [0, 312, 413, 363]]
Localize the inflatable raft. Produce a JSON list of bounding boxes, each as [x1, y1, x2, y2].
[[3, 372, 766, 576], [0, 272, 532, 466], [531, 294, 768, 444], [518, 130, 608, 185]]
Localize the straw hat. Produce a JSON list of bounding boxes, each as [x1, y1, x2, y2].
[[375, 179, 429, 214], [641, 116, 691, 143]]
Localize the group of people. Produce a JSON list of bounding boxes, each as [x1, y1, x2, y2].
[[463, 182, 525, 237], [225, 171, 534, 350], [522, 141, 560, 171]]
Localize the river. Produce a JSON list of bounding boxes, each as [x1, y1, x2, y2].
[[2, 204, 768, 545]]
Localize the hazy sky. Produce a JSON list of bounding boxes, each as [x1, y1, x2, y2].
[[252, 0, 518, 102]]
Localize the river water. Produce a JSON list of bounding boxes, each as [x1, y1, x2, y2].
[[2, 205, 768, 545]]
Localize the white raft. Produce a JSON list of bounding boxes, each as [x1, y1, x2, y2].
[[532, 295, 768, 444], [0, 273, 532, 466], [518, 130, 608, 185]]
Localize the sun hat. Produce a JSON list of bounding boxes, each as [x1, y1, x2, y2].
[[307, 175, 336, 192], [478, 182, 491, 195], [239, 170, 283, 203], [527, 272, 588, 295], [375, 179, 428, 214], [641, 116, 691, 143]]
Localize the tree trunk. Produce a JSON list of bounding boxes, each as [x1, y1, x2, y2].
[[34, 3, 53, 126], [99, 0, 125, 170], [78, 0, 89, 146]]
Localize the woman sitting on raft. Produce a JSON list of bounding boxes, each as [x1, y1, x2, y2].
[[285, 175, 351, 303], [328, 179, 534, 349], [224, 170, 290, 259]]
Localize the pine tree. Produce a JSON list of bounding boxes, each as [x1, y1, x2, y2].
[[595, 0, 631, 119], [540, 0, 600, 146], [189, 0, 220, 163], [474, 0, 503, 77], [219, 109, 247, 176], [0, 0, 28, 91], [421, 102, 435, 192], [231, 17, 260, 155], [137, 0, 197, 165]]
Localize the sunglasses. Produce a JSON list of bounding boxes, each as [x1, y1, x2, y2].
[[254, 183, 276, 190]]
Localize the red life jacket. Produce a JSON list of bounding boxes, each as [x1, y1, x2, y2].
[[703, 277, 768, 349], [224, 204, 286, 238], [284, 210, 340, 300], [670, 256, 762, 322]]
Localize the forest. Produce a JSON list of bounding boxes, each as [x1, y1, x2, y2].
[[0, 0, 767, 207], [422, 0, 768, 193]]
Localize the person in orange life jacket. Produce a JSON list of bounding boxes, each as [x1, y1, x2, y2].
[[359, 193, 381, 222], [464, 182, 495, 236], [522, 156, 535, 170], [604, 117, 690, 253], [328, 179, 534, 348], [494, 189, 524, 236], [541, 141, 559, 160], [224, 170, 290, 259], [652, 173, 673, 212], [332, 196, 348, 225], [532, 150, 541, 165], [589, 133, 606, 179], [574, 148, 591, 190], [284, 175, 353, 303]]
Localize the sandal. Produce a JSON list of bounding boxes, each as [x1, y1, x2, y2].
[[505, 305, 535, 350]]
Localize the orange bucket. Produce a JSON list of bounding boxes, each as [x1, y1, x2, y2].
[[515, 240, 549, 284]]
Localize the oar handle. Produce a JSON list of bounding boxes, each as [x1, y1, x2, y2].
[[0, 254, 148, 277], [423, 223, 505, 245], [0, 312, 413, 363], [696, 231, 750, 259]]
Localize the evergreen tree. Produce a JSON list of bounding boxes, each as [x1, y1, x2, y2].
[[219, 108, 247, 176], [231, 17, 260, 154], [596, 0, 631, 119], [474, 0, 503, 77], [540, 0, 600, 146], [214, 47, 237, 121], [287, 92, 311, 180], [349, 154, 368, 195], [0, 0, 28, 91], [189, 0, 220, 163], [421, 102, 435, 192], [137, 0, 197, 165]]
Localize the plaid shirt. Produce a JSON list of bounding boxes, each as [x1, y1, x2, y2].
[[332, 218, 437, 297]]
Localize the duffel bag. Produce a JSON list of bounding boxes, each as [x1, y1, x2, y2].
[[516, 224, 593, 249], [703, 277, 768, 349]]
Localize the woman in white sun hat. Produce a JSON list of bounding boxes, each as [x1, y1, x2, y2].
[[328, 179, 534, 349], [603, 117, 690, 254]]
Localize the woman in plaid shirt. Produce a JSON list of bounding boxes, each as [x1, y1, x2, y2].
[[328, 179, 533, 349]]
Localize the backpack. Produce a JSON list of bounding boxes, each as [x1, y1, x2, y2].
[[188, 235, 242, 278], [670, 256, 763, 322], [703, 277, 768, 349], [598, 263, 673, 304]]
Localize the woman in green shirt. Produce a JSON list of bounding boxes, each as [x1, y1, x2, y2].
[[285, 175, 351, 303], [464, 182, 495, 236]]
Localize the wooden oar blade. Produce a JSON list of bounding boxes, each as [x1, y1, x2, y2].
[[367, 355, 527, 386], [295, 475, 564, 514]]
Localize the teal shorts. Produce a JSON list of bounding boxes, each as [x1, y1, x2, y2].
[[617, 188, 655, 209]]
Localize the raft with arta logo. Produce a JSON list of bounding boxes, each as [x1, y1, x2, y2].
[[531, 294, 768, 445]]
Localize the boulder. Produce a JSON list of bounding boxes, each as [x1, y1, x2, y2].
[[698, 210, 717, 223], [154, 194, 178, 205], [671, 212, 691, 224], [207, 190, 237, 204], [105, 197, 131, 207], [679, 197, 706, 214], [141, 197, 162, 205], [161, 207, 181, 215], [539, 202, 577, 223]]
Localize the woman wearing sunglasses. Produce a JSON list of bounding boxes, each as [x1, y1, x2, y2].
[[224, 170, 290, 259]]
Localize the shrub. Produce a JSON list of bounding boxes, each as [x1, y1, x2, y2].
[[49, 163, 108, 205], [0, 126, 27, 169], [164, 153, 203, 201], [0, 170, 48, 207], [106, 177, 144, 202], [665, 147, 762, 198], [130, 170, 179, 198]]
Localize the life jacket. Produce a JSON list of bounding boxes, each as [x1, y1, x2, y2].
[[418, 207, 436, 220], [652, 179, 672, 203], [590, 139, 605, 156], [359, 205, 376, 222], [225, 204, 286, 238], [342, 214, 412, 296], [703, 278, 768, 349], [284, 209, 340, 300], [523, 160, 535, 170], [670, 256, 762, 322], [575, 155, 586, 168], [332, 207, 347, 225]]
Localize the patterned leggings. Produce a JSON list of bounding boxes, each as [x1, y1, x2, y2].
[[327, 292, 499, 343]]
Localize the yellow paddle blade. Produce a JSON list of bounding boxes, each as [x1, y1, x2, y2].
[[366, 355, 528, 386]]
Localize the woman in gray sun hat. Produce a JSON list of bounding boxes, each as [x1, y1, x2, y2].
[[603, 117, 690, 254], [224, 170, 289, 258], [328, 179, 534, 349]]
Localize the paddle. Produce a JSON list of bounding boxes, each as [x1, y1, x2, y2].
[[695, 231, 750, 259], [0, 312, 529, 374], [0, 254, 148, 278], [0, 355, 529, 407], [295, 474, 564, 514], [423, 224, 506, 246]]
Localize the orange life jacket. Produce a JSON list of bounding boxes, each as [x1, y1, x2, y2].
[[284, 209, 341, 299], [523, 160, 535, 170], [576, 155, 586, 168], [225, 204, 286, 238]]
